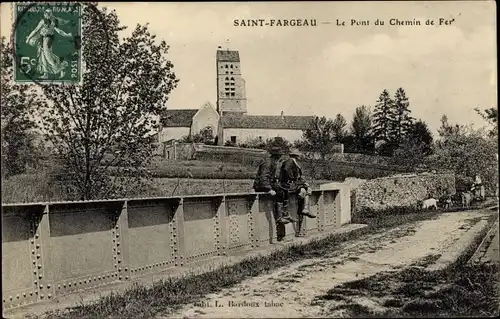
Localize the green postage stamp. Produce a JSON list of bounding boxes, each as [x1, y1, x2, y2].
[[13, 2, 82, 84]]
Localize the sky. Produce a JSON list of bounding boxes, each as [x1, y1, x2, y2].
[[1, 1, 496, 135]]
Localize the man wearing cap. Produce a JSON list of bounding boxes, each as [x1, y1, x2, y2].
[[279, 148, 316, 227], [253, 147, 293, 226]]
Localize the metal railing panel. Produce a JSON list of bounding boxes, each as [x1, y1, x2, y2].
[[255, 195, 276, 245], [323, 190, 339, 227], [182, 198, 219, 262], [305, 193, 321, 234], [48, 203, 119, 296], [225, 196, 252, 252], [127, 199, 177, 277], [2, 206, 43, 310], [1, 186, 351, 310]]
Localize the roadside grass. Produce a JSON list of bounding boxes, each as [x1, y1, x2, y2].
[[40, 206, 446, 319], [355, 200, 498, 223], [1, 169, 66, 203], [318, 212, 499, 318]]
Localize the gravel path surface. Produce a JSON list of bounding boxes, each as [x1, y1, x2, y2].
[[163, 211, 492, 319]]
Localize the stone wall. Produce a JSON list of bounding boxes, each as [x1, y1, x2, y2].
[[162, 143, 197, 160], [161, 143, 267, 161], [352, 172, 456, 212], [328, 153, 391, 165]]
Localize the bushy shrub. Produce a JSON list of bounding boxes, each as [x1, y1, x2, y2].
[[428, 126, 498, 195]]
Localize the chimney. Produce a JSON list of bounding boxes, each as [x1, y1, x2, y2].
[[281, 111, 284, 119]]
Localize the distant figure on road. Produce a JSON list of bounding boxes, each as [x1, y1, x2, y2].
[[253, 147, 292, 229], [279, 149, 316, 235], [461, 191, 472, 209], [471, 174, 485, 201], [438, 194, 452, 209]]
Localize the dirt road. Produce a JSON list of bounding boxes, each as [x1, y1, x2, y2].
[[162, 210, 493, 319]]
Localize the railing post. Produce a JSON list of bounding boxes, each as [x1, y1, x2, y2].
[[338, 185, 351, 226], [250, 194, 259, 248], [335, 190, 342, 228], [115, 201, 130, 281], [216, 196, 228, 256], [36, 204, 54, 302], [174, 198, 185, 267], [318, 191, 326, 232]]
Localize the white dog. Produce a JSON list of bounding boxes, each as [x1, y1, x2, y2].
[[421, 198, 438, 210]]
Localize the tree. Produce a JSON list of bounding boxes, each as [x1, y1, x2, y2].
[[1, 36, 44, 177], [350, 105, 374, 154], [39, 5, 179, 200], [301, 116, 338, 159], [265, 136, 291, 154], [408, 120, 433, 155], [199, 126, 215, 144], [180, 127, 215, 145], [391, 120, 433, 166], [332, 113, 347, 143], [475, 107, 498, 137], [372, 89, 395, 153], [437, 114, 464, 140], [392, 88, 414, 143], [427, 126, 498, 194]]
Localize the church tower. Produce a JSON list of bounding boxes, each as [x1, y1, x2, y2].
[[216, 47, 247, 114]]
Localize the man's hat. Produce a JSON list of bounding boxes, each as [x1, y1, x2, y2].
[[289, 148, 302, 157], [269, 147, 283, 155]]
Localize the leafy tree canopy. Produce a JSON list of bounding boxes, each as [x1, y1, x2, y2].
[[39, 4, 179, 200]]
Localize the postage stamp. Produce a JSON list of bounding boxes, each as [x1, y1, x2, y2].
[[13, 2, 82, 84]]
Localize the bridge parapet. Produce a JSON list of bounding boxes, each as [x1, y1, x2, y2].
[[1, 185, 350, 311]]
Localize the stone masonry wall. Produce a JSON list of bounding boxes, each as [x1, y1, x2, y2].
[[353, 172, 456, 212]]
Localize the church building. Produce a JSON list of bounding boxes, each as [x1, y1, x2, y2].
[[159, 47, 314, 145]]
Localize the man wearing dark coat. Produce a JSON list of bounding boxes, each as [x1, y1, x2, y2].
[[279, 149, 316, 225], [253, 147, 295, 227]]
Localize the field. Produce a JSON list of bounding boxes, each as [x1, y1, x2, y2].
[[149, 158, 257, 179], [0, 166, 332, 203], [193, 151, 413, 181], [1, 154, 409, 204]]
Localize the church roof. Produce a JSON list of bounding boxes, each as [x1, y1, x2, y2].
[[161, 108, 315, 130], [217, 50, 240, 62], [160, 109, 198, 127], [221, 114, 314, 130]]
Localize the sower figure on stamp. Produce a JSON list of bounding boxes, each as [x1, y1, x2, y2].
[[25, 9, 73, 79], [280, 148, 316, 237]]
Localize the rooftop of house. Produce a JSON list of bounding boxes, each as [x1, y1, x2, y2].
[[221, 113, 314, 130], [160, 109, 198, 127], [216, 50, 240, 62], [161, 109, 315, 130]]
